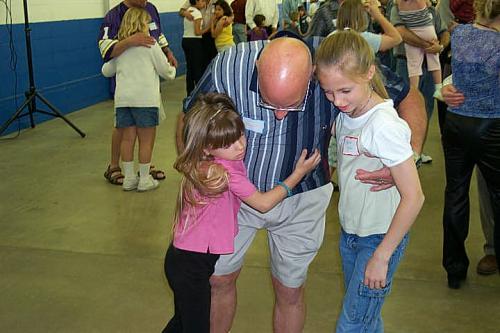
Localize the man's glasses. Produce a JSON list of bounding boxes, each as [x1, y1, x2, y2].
[[258, 80, 311, 112]]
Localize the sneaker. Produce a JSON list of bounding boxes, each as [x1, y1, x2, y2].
[[477, 255, 498, 275], [137, 175, 159, 192], [420, 153, 433, 164], [122, 176, 139, 191]]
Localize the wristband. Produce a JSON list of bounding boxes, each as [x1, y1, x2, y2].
[[276, 181, 293, 197]]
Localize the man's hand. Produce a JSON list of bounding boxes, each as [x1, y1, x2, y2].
[[355, 166, 394, 191], [166, 49, 178, 68], [127, 32, 155, 47], [425, 40, 442, 54], [442, 84, 465, 107]]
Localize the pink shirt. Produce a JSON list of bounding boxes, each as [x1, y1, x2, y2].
[[173, 158, 257, 254]]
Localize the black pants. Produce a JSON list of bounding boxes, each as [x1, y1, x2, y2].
[[163, 244, 220, 333], [201, 32, 217, 74], [182, 38, 204, 95], [441, 112, 500, 278]]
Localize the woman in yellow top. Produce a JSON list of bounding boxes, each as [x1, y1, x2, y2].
[[211, 0, 235, 52]]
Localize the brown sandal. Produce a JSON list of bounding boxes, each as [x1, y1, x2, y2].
[[149, 165, 166, 180], [104, 165, 124, 185]]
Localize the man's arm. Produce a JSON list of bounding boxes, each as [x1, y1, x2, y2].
[[246, 0, 257, 29], [176, 63, 218, 154], [397, 86, 428, 155]]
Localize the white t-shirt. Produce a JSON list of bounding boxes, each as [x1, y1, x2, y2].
[[101, 42, 176, 108], [183, 7, 203, 38], [336, 100, 413, 236]]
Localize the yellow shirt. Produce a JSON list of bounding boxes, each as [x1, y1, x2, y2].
[[215, 24, 235, 50]]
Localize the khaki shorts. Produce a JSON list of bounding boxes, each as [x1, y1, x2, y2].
[[214, 183, 333, 288]]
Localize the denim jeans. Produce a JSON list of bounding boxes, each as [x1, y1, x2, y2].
[[336, 230, 409, 333]]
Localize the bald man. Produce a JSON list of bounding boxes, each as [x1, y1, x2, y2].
[[176, 34, 426, 333]]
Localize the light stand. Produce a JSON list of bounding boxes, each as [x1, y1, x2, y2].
[[0, 0, 86, 137]]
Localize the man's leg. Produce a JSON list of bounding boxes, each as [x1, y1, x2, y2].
[[272, 277, 305, 333], [210, 270, 241, 333], [268, 184, 333, 332]]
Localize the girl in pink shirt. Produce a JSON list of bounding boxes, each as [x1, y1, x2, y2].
[[162, 93, 320, 333]]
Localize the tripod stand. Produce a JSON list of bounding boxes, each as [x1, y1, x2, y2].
[[0, 0, 85, 137]]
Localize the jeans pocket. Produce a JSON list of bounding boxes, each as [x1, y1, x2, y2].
[[353, 282, 392, 329]]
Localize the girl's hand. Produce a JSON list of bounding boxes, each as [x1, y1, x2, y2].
[[364, 0, 382, 16], [364, 255, 389, 289], [294, 149, 321, 176]]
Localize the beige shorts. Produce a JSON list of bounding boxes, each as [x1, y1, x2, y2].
[[214, 183, 333, 288]]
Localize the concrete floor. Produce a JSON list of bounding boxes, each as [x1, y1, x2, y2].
[[1, 76, 499, 333]]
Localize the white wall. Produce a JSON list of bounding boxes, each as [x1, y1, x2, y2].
[[1, 0, 287, 24], [0, 0, 187, 24]]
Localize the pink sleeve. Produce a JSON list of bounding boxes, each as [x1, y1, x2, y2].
[[225, 161, 257, 199]]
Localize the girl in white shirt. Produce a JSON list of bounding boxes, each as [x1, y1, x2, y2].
[[315, 30, 424, 332], [102, 7, 175, 192], [182, 0, 208, 94]]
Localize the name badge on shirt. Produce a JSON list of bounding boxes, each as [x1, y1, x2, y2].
[[342, 136, 360, 156], [148, 22, 158, 31], [242, 117, 264, 134]]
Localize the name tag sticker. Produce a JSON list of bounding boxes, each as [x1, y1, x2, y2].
[[242, 117, 264, 134], [342, 136, 359, 156], [149, 22, 158, 31]]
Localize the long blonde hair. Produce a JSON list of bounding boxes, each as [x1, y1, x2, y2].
[[174, 93, 245, 231], [315, 30, 388, 99], [118, 7, 151, 40], [336, 0, 370, 32], [474, 0, 500, 21]]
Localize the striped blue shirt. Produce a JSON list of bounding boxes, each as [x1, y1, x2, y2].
[[184, 37, 409, 195]]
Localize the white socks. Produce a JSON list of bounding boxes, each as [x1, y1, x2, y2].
[[122, 161, 135, 179], [139, 163, 151, 180]]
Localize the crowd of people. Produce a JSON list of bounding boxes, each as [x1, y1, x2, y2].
[[97, 0, 499, 331]]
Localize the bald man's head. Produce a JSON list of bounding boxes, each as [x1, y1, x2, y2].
[[257, 38, 313, 120]]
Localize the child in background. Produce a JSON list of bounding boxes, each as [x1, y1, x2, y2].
[[397, 0, 443, 98], [298, 5, 311, 35], [101, 7, 176, 192], [211, 0, 235, 52], [286, 11, 302, 35], [315, 30, 424, 332], [248, 14, 269, 40], [163, 93, 321, 333]]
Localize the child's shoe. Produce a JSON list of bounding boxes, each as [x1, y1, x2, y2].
[[137, 175, 159, 192], [122, 176, 139, 191]]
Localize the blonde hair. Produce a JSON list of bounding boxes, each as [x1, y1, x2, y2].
[[336, 0, 370, 32], [474, 0, 500, 21], [315, 30, 388, 99], [118, 7, 151, 40], [174, 93, 245, 231]]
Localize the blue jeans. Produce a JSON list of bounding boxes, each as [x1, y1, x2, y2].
[[336, 230, 409, 333], [395, 57, 435, 119]]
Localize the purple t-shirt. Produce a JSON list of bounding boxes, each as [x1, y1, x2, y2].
[[98, 2, 169, 95], [173, 159, 257, 254]]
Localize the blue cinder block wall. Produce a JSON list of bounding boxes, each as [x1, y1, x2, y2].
[[0, 12, 185, 135]]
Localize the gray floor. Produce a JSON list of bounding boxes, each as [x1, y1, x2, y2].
[[1, 77, 499, 333]]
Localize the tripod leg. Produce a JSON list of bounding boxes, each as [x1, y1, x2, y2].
[[35, 92, 86, 138], [0, 94, 35, 137]]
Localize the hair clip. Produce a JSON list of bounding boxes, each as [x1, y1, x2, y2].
[[344, 27, 351, 31], [209, 108, 224, 122]]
